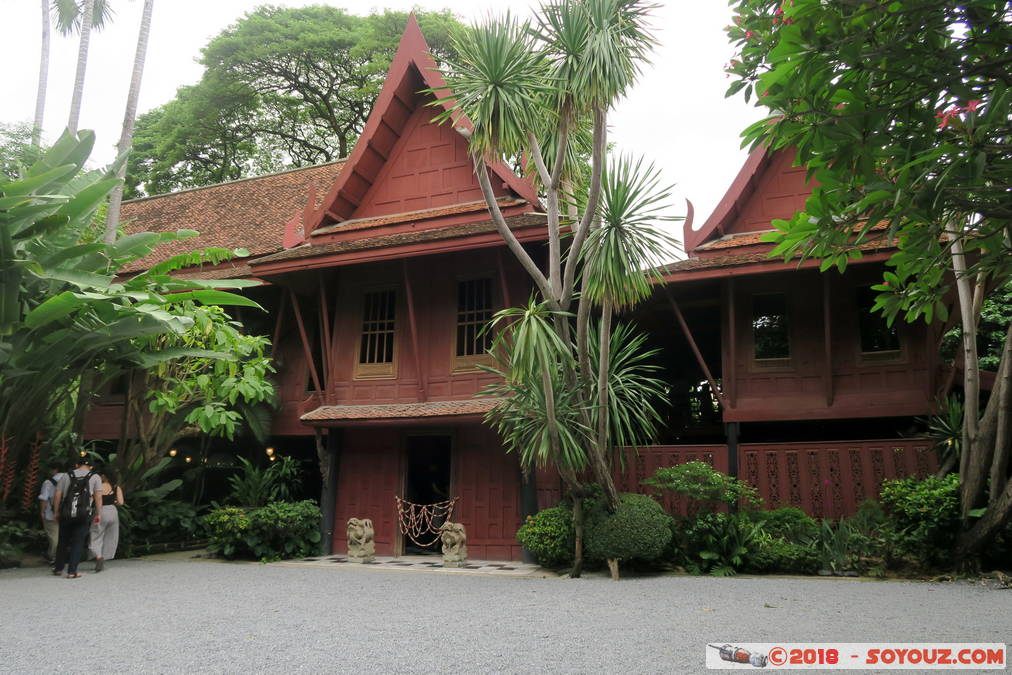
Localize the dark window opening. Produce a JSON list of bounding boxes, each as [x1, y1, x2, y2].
[[857, 285, 900, 353], [359, 289, 396, 364], [456, 278, 494, 357], [753, 293, 790, 359]]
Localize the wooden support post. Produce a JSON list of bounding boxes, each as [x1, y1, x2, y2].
[[725, 279, 737, 409], [318, 273, 331, 389], [725, 421, 740, 480], [329, 270, 342, 384], [822, 274, 835, 407], [289, 288, 323, 395], [401, 260, 428, 402], [270, 289, 288, 361], [664, 287, 725, 407], [317, 428, 340, 555], [496, 247, 512, 309]]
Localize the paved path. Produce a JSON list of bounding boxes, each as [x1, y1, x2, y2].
[[1, 559, 1009, 674]]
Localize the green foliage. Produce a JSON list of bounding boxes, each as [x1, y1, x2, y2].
[[516, 505, 575, 567], [727, 0, 1010, 325], [745, 537, 820, 575], [917, 396, 963, 468], [126, 8, 463, 197], [748, 507, 819, 542], [0, 122, 45, 180], [677, 512, 763, 576], [584, 493, 673, 563], [0, 131, 259, 486], [204, 501, 321, 562], [880, 474, 961, 565], [0, 519, 44, 562], [246, 500, 322, 562], [941, 282, 1012, 372], [226, 456, 301, 508], [119, 499, 201, 557], [644, 462, 761, 516], [203, 506, 251, 559]]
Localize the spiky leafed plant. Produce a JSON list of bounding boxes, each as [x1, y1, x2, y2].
[[431, 0, 678, 579]]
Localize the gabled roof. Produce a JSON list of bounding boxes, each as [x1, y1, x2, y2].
[[302, 15, 541, 240], [682, 146, 811, 256], [119, 161, 344, 272]]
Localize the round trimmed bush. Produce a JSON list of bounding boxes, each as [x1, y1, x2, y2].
[[516, 505, 574, 567], [585, 493, 673, 562]]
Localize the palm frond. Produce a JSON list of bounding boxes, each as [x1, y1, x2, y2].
[[581, 153, 679, 309]]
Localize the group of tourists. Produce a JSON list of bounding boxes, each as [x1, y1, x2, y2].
[[37, 456, 124, 579]]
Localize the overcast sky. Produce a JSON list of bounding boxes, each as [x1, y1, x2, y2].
[[2, 0, 763, 245]]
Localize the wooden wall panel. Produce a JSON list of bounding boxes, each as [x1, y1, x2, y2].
[[332, 427, 401, 555]]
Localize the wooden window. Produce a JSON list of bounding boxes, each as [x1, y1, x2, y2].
[[355, 288, 397, 379], [453, 278, 494, 370], [752, 293, 790, 360], [856, 285, 900, 354]]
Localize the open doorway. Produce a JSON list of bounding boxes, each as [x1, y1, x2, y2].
[[403, 434, 453, 555]]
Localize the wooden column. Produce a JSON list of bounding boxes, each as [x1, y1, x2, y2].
[[318, 428, 341, 555], [401, 260, 428, 401], [289, 288, 323, 394], [822, 274, 835, 407], [725, 421, 740, 481], [723, 279, 737, 409], [270, 289, 288, 361], [496, 247, 512, 308], [318, 273, 331, 390]]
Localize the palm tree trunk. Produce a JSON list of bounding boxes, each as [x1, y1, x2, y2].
[[32, 0, 50, 147], [67, 0, 95, 135], [104, 0, 155, 244]]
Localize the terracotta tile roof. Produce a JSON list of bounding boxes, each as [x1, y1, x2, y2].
[[252, 213, 547, 267], [301, 398, 502, 422], [660, 236, 895, 278], [120, 161, 345, 272], [170, 262, 253, 281], [312, 197, 526, 236], [695, 229, 777, 251]]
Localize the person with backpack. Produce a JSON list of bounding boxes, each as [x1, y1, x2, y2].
[[37, 462, 67, 562], [52, 457, 103, 579]]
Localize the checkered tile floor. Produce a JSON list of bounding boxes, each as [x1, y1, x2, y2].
[[274, 554, 552, 577]]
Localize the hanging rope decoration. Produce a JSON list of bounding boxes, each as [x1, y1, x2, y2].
[[395, 496, 458, 548]]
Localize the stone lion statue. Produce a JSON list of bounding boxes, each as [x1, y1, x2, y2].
[[347, 517, 375, 562], [439, 521, 467, 567]]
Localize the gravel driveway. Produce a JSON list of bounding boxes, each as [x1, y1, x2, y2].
[[1, 559, 1009, 674]]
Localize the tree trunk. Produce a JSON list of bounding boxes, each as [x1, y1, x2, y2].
[[607, 558, 619, 580], [947, 231, 984, 518], [32, 0, 50, 147], [987, 322, 1012, 500], [593, 302, 620, 511], [104, 0, 155, 244], [571, 493, 584, 578], [67, 0, 95, 134]]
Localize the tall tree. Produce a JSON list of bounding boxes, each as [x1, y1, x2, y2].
[[32, 0, 51, 147], [435, 1, 677, 577], [725, 0, 1011, 565], [125, 8, 463, 198], [104, 0, 154, 244], [56, 0, 114, 134]]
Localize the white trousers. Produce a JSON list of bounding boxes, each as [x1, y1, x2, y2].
[[89, 505, 119, 560]]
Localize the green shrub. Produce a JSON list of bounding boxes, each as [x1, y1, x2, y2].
[[226, 457, 302, 507], [246, 500, 322, 562], [204, 506, 252, 559], [516, 506, 574, 567], [0, 519, 42, 563], [679, 512, 763, 576], [880, 474, 960, 565], [745, 538, 820, 575], [748, 507, 819, 542], [644, 461, 761, 516], [584, 493, 673, 563], [119, 499, 202, 557]]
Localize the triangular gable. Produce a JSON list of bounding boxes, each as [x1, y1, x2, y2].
[[305, 15, 541, 236], [684, 147, 811, 254]]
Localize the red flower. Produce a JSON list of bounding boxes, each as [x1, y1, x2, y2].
[[746, 30, 754, 39], [965, 99, 981, 111]]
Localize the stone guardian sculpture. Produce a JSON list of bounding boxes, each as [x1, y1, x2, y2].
[[439, 521, 467, 567], [347, 517, 375, 563]]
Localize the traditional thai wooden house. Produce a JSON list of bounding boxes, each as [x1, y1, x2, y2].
[[85, 18, 942, 561]]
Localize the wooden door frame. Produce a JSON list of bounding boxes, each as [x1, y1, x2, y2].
[[396, 428, 457, 557]]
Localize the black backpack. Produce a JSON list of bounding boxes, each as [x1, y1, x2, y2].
[[60, 471, 95, 523]]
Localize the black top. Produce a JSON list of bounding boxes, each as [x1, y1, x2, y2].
[[102, 486, 117, 506]]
